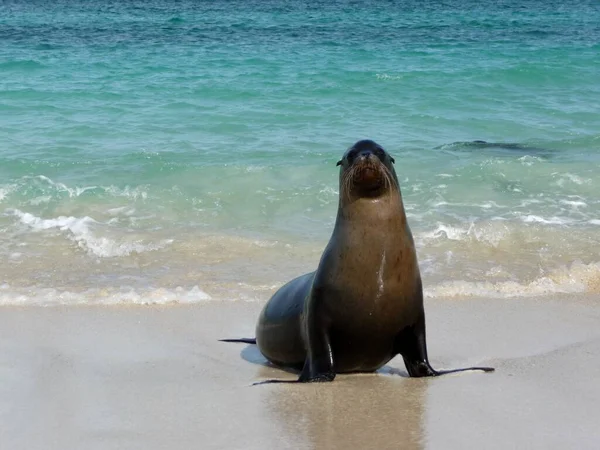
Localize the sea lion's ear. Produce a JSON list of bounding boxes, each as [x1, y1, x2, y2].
[[391, 157, 395, 164], [336, 160, 342, 166]]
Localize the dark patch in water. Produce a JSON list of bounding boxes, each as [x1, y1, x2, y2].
[[0, 60, 45, 71], [168, 17, 185, 24], [437, 140, 555, 158], [34, 43, 58, 50], [467, 140, 531, 150]]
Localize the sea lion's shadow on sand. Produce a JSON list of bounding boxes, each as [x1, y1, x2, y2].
[[239, 345, 410, 379]]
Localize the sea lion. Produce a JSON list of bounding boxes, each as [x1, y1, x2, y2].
[[223, 140, 494, 382]]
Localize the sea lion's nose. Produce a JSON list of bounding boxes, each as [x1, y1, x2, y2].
[[357, 150, 373, 160]]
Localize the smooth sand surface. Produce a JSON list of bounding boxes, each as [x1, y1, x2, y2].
[[1, 295, 600, 449]]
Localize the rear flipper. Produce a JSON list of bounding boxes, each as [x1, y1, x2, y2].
[[219, 338, 257, 344]]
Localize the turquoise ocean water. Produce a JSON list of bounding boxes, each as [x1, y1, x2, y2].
[[1, 0, 600, 305]]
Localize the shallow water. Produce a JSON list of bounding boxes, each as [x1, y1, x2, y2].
[[1, 0, 600, 305]]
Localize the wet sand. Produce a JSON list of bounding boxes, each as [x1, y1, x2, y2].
[[1, 295, 599, 449]]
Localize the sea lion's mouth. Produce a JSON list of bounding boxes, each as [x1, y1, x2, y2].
[[352, 163, 385, 191]]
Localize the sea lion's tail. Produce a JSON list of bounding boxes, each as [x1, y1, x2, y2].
[[219, 338, 257, 344]]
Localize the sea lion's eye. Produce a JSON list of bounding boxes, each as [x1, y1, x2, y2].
[[336, 160, 342, 166]]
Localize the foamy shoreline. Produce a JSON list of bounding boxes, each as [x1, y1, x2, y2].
[[2, 295, 599, 449]]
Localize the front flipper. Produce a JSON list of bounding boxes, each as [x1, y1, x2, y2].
[[253, 369, 335, 386], [394, 314, 494, 378], [252, 361, 335, 385], [297, 310, 336, 382], [255, 295, 336, 385]]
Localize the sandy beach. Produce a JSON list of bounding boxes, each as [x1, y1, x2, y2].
[[1, 295, 599, 449]]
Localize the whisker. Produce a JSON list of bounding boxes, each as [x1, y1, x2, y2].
[[341, 166, 356, 202], [382, 164, 395, 190]]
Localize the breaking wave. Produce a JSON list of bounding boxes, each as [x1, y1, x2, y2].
[[0, 284, 212, 306], [7, 209, 172, 257], [425, 261, 600, 298]]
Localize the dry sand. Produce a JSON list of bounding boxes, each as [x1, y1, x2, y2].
[[1, 295, 600, 449]]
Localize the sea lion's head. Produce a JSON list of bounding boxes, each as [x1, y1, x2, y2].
[[337, 140, 398, 199]]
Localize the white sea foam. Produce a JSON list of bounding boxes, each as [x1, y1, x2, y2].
[[430, 201, 449, 207], [375, 73, 403, 80], [425, 261, 600, 298], [416, 217, 598, 256], [559, 200, 587, 208], [518, 199, 543, 207], [29, 175, 98, 197], [107, 206, 136, 216], [520, 215, 573, 225], [7, 209, 172, 258], [256, 240, 284, 249], [553, 172, 590, 187], [8, 175, 150, 201], [426, 200, 504, 210], [317, 185, 338, 204], [418, 222, 509, 247], [0, 285, 212, 306], [244, 165, 265, 173], [425, 278, 577, 298], [0, 184, 17, 203], [318, 186, 338, 196], [420, 224, 474, 241], [518, 155, 544, 166], [103, 185, 148, 200], [28, 195, 53, 205]]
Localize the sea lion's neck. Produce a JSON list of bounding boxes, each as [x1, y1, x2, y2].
[[324, 189, 418, 293], [336, 190, 407, 226]]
